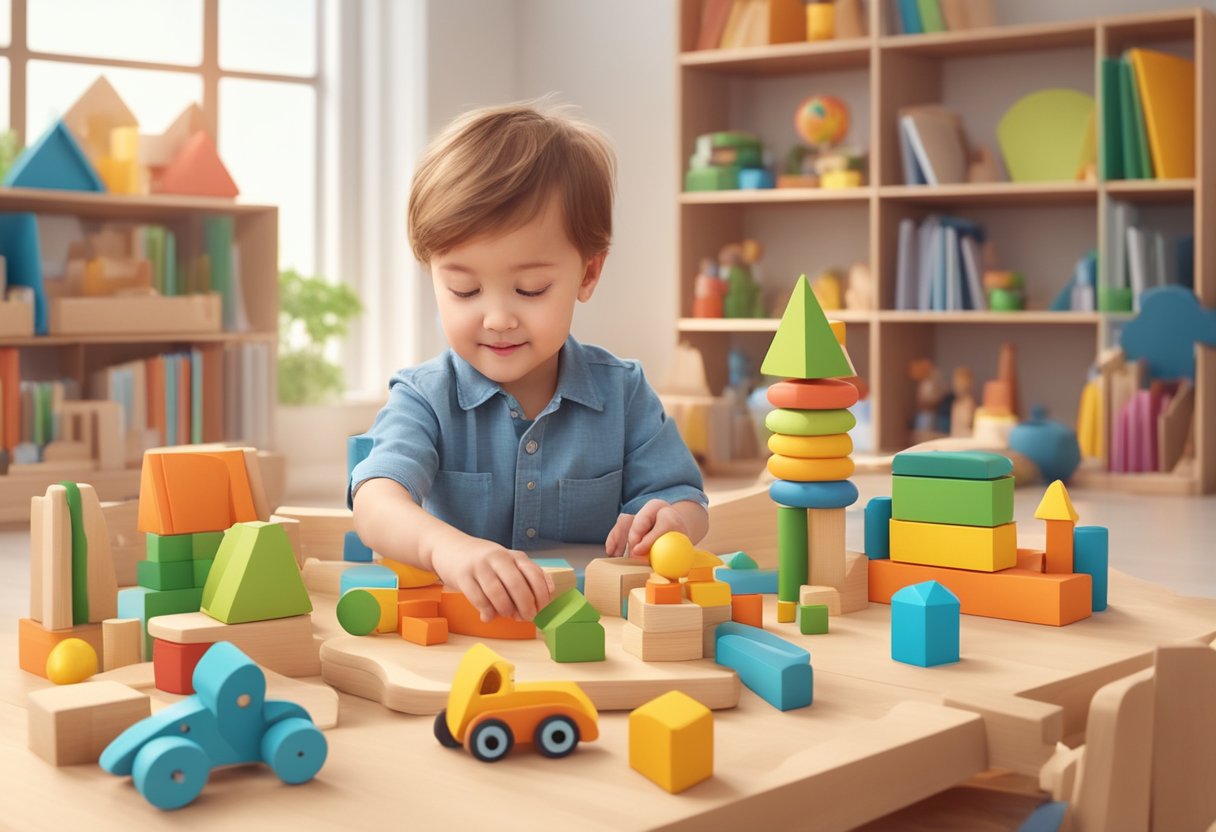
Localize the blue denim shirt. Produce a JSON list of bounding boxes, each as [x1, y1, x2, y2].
[[348, 336, 707, 551]]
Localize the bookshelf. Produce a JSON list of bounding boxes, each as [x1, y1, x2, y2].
[[676, 4, 1215, 494], [0, 187, 279, 521]]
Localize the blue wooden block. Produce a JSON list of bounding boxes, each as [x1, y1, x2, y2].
[[339, 564, 398, 595], [1017, 800, 1068, 832], [1073, 526, 1108, 612], [347, 433, 373, 479], [713, 622, 812, 711], [769, 479, 859, 509], [532, 558, 573, 569], [0, 213, 49, 335], [738, 168, 774, 189], [118, 585, 205, 659], [891, 580, 960, 667], [715, 567, 779, 595], [100, 643, 326, 810], [892, 450, 1012, 480], [865, 496, 893, 559], [4, 120, 105, 192], [718, 551, 758, 570], [342, 530, 373, 562]]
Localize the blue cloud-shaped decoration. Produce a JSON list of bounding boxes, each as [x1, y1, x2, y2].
[[1120, 286, 1216, 381]]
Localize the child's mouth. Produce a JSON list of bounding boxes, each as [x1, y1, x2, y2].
[[486, 342, 523, 356]]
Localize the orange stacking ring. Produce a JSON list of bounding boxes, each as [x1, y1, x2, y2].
[[766, 378, 859, 410], [767, 432, 853, 459], [766, 454, 855, 482]]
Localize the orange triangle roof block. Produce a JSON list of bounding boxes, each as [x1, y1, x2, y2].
[[1034, 480, 1078, 523], [153, 131, 239, 198]]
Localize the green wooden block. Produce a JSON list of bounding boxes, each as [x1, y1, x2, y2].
[[765, 408, 856, 437], [543, 621, 605, 663], [891, 450, 1013, 480], [201, 521, 313, 624], [533, 588, 599, 630], [684, 166, 738, 191], [60, 481, 89, 625], [137, 559, 195, 591], [117, 586, 204, 658], [798, 604, 829, 635], [146, 533, 194, 563], [336, 588, 379, 636], [760, 275, 855, 380], [192, 531, 225, 560], [892, 475, 1014, 527], [193, 558, 213, 588], [777, 506, 808, 603]]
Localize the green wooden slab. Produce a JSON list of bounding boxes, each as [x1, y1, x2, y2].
[[892, 450, 1012, 480], [892, 475, 1014, 527]]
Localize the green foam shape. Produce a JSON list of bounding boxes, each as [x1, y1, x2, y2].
[[192, 531, 225, 560], [761, 275, 854, 380], [61, 482, 89, 625], [201, 521, 313, 624], [892, 450, 1013, 480], [146, 533, 193, 563], [892, 475, 1014, 527], [336, 589, 380, 636], [765, 408, 856, 437], [193, 558, 213, 588], [533, 588, 600, 630], [798, 604, 829, 635], [720, 551, 758, 570], [543, 621, 606, 663], [137, 559, 195, 591]]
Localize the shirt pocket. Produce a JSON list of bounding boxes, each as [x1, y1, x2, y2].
[[426, 470, 494, 541], [557, 470, 623, 544]]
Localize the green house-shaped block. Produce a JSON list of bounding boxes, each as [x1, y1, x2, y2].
[[534, 589, 604, 662], [201, 522, 313, 624]]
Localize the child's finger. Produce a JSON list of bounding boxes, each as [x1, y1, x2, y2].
[[463, 580, 497, 623], [516, 555, 553, 612], [476, 568, 517, 621], [492, 558, 539, 620], [605, 514, 633, 556], [628, 503, 661, 548]]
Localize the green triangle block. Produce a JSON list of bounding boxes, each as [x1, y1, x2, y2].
[[761, 274, 855, 379], [533, 588, 600, 630], [201, 522, 313, 624]]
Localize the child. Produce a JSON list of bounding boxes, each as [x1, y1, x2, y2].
[[350, 103, 708, 624]]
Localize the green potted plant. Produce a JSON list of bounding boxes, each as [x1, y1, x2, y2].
[[278, 268, 363, 405]]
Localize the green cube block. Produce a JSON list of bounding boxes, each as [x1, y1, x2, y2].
[[798, 604, 829, 635], [193, 558, 214, 588], [543, 621, 605, 663], [117, 586, 204, 659], [892, 475, 1014, 527], [137, 559, 195, 591], [192, 531, 225, 560], [146, 533, 193, 563]]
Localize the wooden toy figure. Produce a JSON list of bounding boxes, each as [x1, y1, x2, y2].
[[844, 262, 873, 310], [908, 358, 950, 438], [721, 241, 765, 318], [950, 366, 976, 437], [812, 269, 843, 311], [691, 257, 727, 318]]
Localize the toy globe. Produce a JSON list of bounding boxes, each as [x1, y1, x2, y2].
[[795, 95, 849, 148]]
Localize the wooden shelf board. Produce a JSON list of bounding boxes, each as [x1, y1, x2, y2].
[[1100, 9, 1196, 44], [681, 187, 873, 205], [1103, 179, 1195, 203], [879, 182, 1097, 206], [0, 467, 141, 525], [879, 19, 1095, 57], [1069, 466, 1198, 496], [679, 38, 872, 75], [878, 311, 1103, 325], [0, 331, 277, 347], [0, 186, 276, 221], [679, 312, 874, 333]]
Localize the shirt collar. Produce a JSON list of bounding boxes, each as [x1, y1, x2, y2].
[[452, 336, 604, 413]]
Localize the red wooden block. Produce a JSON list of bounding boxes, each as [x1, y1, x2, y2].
[[152, 638, 213, 694], [731, 594, 763, 628], [766, 378, 860, 410], [400, 616, 449, 646]]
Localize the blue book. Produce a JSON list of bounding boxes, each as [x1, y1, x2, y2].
[[898, 0, 922, 34], [164, 354, 178, 447]]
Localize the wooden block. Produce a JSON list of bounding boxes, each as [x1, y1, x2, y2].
[[622, 621, 702, 662], [700, 605, 732, 658], [1039, 742, 1084, 802], [629, 690, 714, 794], [627, 588, 703, 633], [868, 560, 1092, 626], [27, 680, 150, 766], [809, 508, 846, 589], [731, 594, 763, 628], [944, 692, 1063, 777], [18, 618, 103, 679], [397, 599, 440, 620], [584, 557, 652, 618], [646, 577, 684, 605], [798, 604, 829, 635], [701, 484, 779, 568], [685, 565, 717, 583], [438, 590, 537, 639], [78, 484, 117, 622], [29, 495, 43, 623], [892, 450, 1012, 480], [1017, 548, 1046, 573], [776, 600, 796, 623], [716, 567, 779, 594], [839, 550, 869, 613], [145, 611, 320, 677], [890, 519, 1018, 572], [1045, 519, 1075, 574], [101, 499, 141, 586], [1150, 644, 1216, 831], [367, 587, 398, 634], [101, 618, 141, 672], [240, 447, 271, 521], [152, 638, 212, 694], [799, 585, 841, 615], [713, 622, 812, 711], [1072, 668, 1153, 831], [301, 558, 364, 595], [766, 379, 859, 411], [398, 585, 444, 604], [777, 505, 808, 603], [269, 514, 303, 566], [543, 620, 605, 663], [136, 559, 193, 590], [271, 505, 354, 561], [542, 565, 577, 596], [191, 530, 224, 560], [399, 615, 449, 646], [377, 556, 439, 588], [892, 475, 1014, 527], [40, 485, 73, 630], [686, 580, 732, 608]]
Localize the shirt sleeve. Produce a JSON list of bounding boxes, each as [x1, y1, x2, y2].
[[619, 365, 708, 515], [347, 373, 442, 508]]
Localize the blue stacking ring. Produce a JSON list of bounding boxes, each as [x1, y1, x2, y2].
[[769, 478, 858, 509]]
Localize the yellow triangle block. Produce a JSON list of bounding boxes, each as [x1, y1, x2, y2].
[[1034, 480, 1078, 523]]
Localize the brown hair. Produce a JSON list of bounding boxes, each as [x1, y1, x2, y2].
[[408, 101, 616, 263]]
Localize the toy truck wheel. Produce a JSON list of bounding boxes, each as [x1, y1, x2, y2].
[[262, 717, 328, 785], [468, 719, 514, 762], [433, 709, 460, 749], [131, 736, 210, 810], [534, 715, 580, 759]]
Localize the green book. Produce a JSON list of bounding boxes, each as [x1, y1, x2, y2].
[[916, 0, 945, 32], [1118, 59, 1143, 179], [1100, 57, 1124, 180], [164, 229, 177, 296], [203, 216, 235, 329], [1124, 54, 1154, 179]]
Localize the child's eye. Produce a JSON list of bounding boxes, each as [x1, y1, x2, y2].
[[450, 288, 480, 299], [517, 285, 551, 298]]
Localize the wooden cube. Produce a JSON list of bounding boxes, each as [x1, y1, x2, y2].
[[400, 616, 449, 646], [18, 618, 103, 679], [646, 579, 684, 605], [629, 690, 713, 793], [27, 681, 150, 766], [152, 638, 213, 694], [799, 584, 842, 616], [686, 580, 732, 608], [622, 622, 702, 662], [731, 594, 763, 628]]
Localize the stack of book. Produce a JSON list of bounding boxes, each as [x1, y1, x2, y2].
[[1100, 48, 1195, 181], [894, 215, 987, 311], [695, 0, 806, 49], [1105, 202, 1194, 312], [889, 0, 995, 35]]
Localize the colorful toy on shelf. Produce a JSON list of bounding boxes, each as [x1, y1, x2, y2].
[[721, 240, 765, 318], [685, 131, 768, 192], [985, 270, 1026, 311], [434, 643, 599, 762], [100, 642, 327, 810], [844, 262, 874, 310], [629, 691, 714, 793], [691, 257, 727, 318], [908, 357, 950, 440], [1009, 406, 1082, 483], [779, 94, 864, 189], [811, 268, 844, 311], [3, 120, 105, 192], [796, 95, 849, 148]]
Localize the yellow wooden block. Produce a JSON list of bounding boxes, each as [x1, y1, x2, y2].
[[777, 600, 796, 623], [766, 454, 855, 482], [378, 557, 439, 588], [629, 690, 713, 794], [686, 580, 732, 608], [890, 519, 1017, 572], [366, 587, 398, 633]]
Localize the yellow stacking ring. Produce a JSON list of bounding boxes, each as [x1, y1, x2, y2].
[[767, 454, 855, 482], [767, 432, 853, 459]]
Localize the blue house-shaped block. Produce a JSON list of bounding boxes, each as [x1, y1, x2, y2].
[[891, 580, 960, 667], [4, 120, 105, 192]]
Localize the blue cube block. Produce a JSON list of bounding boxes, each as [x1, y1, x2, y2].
[[339, 564, 398, 595], [343, 530, 373, 562], [713, 622, 812, 710], [531, 558, 572, 569], [891, 580, 959, 667], [715, 567, 779, 595], [1073, 526, 1109, 612], [347, 434, 373, 478], [865, 496, 893, 559]]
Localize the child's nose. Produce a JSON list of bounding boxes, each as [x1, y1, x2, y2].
[[483, 306, 517, 333]]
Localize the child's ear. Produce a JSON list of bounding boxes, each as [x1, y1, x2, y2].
[[577, 251, 607, 302]]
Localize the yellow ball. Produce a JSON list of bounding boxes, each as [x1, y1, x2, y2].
[[649, 532, 695, 580], [46, 638, 98, 685]]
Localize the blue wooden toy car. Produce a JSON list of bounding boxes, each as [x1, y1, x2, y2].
[[100, 641, 327, 810]]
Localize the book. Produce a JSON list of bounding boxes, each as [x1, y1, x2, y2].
[[896, 218, 918, 310], [191, 347, 204, 444], [1126, 225, 1148, 310], [901, 107, 968, 185], [916, 0, 944, 32], [1152, 231, 1168, 287], [718, 0, 748, 47], [696, 0, 735, 49], [939, 0, 968, 30], [1100, 58, 1124, 180], [960, 235, 986, 311], [916, 215, 940, 310], [888, 0, 904, 34], [898, 117, 928, 185], [966, 0, 996, 28], [1127, 48, 1195, 179], [1122, 55, 1154, 179], [898, 0, 922, 34], [943, 225, 960, 310]]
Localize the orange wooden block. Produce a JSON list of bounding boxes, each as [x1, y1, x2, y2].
[[160, 453, 232, 533], [152, 638, 212, 694], [438, 591, 537, 639], [1045, 520, 1075, 574], [400, 616, 449, 646], [868, 559, 1092, 626], [646, 580, 685, 605], [766, 378, 860, 410], [206, 449, 259, 523], [137, 454, 173, 536], [731, 594, 763, 628], [154, 131, 239, 198], [686, 566, 716, 583], [18, 619, 103, 679], [1017, 548, 1046, 573], [398, 599, 440, 620], [399, 585, 444, 604]]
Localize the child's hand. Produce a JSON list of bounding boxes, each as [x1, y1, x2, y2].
[[431, 540, 554, 623], [604, 500, 690, 559]]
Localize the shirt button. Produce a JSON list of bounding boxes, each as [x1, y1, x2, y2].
[[526, 528, 537, 539], [510, 410, 519, 418], [525, 440, 539, 454], [527, 481, 536, 490]]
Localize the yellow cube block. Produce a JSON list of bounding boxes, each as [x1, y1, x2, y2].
[[777, 600, 796, 623], [366, 587, 398, 633], [686, 580, 732, 608], [890, 519, 1017, 572], [629, 690, 713, 793]]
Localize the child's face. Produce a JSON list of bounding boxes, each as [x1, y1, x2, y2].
[[430, 194, 605, 405]]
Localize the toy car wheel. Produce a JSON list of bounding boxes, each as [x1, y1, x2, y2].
[[131, 736, 210, 810], [534, 715, 580, 759], [262, 717, 328, 784], [433, 709, 460, 749], [468, 719, 514, 763]]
